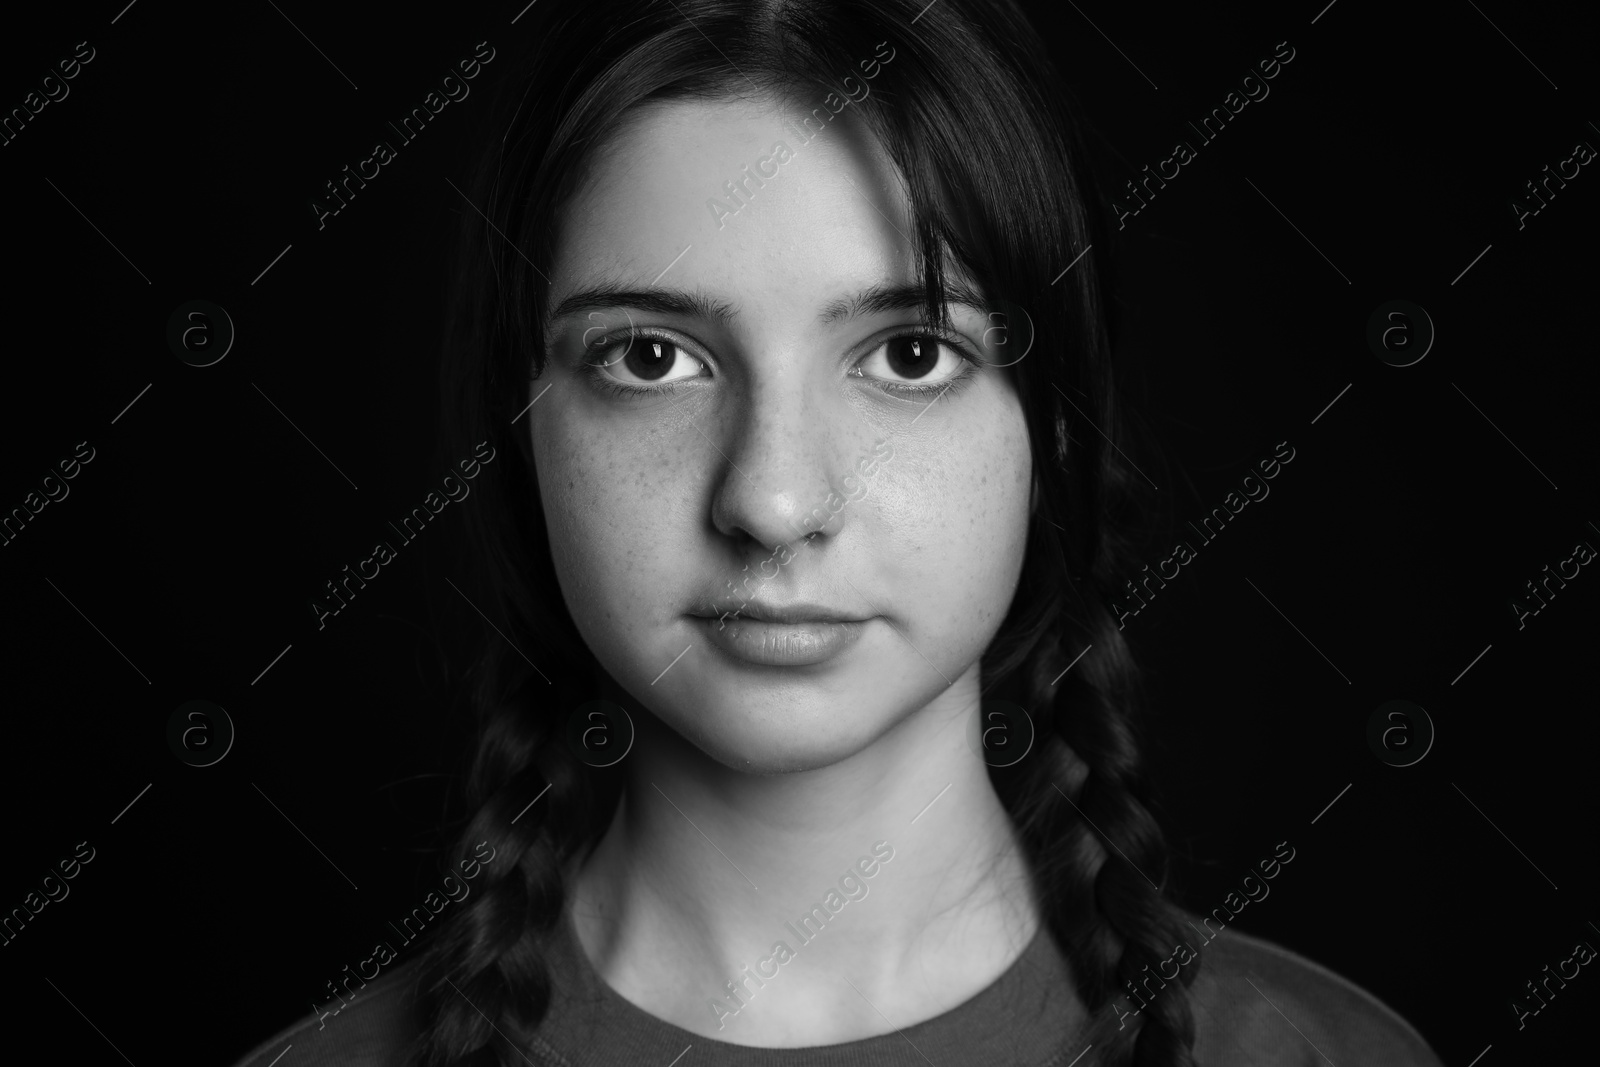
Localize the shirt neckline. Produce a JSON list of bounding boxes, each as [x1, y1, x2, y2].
[[539, 907, 1087, 1066]]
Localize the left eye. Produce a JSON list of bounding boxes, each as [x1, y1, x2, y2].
[[856, 335, 967, 385], [592, 336, 705, 385]]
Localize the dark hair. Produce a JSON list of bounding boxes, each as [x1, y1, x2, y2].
[[414, 1, 1196, 1064]]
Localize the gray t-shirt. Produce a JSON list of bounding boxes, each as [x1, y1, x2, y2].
[[231, 913, 1443, 1066]]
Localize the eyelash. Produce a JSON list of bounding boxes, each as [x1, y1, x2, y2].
[[579, 326, 982, 401]]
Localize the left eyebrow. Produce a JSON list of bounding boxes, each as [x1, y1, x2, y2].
[[547, 284, 739, 325], [816, 281, 990, 324]]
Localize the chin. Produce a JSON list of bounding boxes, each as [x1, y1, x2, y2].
[[663, 694, 898, 776]]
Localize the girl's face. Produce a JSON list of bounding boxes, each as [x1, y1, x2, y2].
[[532, 96, 1032, 774]]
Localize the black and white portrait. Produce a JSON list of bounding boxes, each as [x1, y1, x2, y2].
[[2, 2, 1592, 1065]]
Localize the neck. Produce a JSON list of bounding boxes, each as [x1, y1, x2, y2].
[[569, 663, 1041, 1046]]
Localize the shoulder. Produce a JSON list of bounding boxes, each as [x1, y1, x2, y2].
[[227, 962, 423, 1067], [1187, 925, 1443, 1067]]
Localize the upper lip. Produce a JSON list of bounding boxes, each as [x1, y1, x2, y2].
[[690, 600, 869, 624]]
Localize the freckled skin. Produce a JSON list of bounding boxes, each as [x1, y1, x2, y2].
[[530, 96, 1032, 774]]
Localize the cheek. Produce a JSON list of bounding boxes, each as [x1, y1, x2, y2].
[[872, 397, 1031, 629], [532, 413, 697, 648], [960, 422, 1033, 615]]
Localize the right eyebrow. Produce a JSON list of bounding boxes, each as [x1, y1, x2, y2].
[[547, 284, 740, 326], [815, 281, 990, 324]]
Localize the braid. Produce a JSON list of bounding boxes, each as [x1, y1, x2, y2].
[[1049, 632, 1197, 1065], [411, 670, 618, 1067], [992, 615, 1196, 1067]]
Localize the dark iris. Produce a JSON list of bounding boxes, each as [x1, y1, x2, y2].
[[885, 336, 937, 379], [623, 339, 676, 381]]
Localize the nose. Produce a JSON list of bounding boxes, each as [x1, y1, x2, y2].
[[705, 378, 869, 554]]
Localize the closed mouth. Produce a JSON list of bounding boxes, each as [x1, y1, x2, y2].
[[691, 611, 870, 667], [690, 602, 869, 625]]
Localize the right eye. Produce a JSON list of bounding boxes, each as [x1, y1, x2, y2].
[[587, 333, 707, 388]]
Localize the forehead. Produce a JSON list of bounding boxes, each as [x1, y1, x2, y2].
[[547, 96, 920, 324]]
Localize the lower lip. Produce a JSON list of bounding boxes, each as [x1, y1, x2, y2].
[[693, 615, 868, 666]]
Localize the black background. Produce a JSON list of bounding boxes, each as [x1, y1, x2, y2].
[[0, 1, 1593, 1063]]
